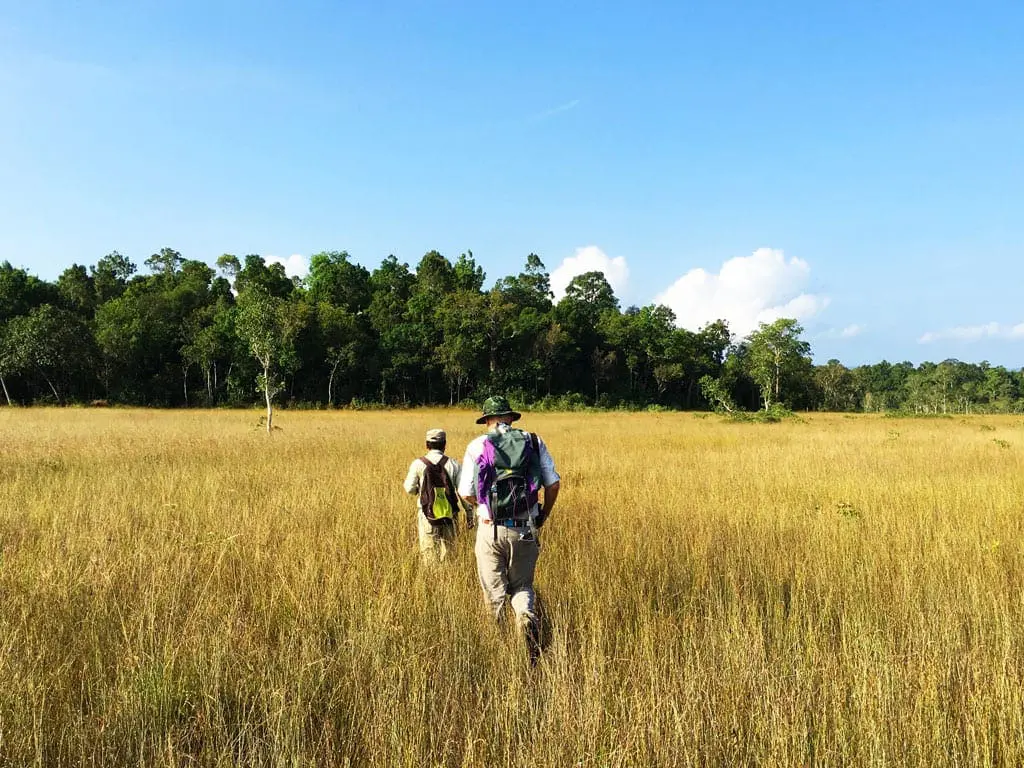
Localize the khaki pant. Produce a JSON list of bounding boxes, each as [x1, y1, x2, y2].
[[474, 523, 539, 629], [417, 514, 456, 563]]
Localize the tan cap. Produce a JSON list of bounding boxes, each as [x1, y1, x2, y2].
[[425, 428, 446, 442]]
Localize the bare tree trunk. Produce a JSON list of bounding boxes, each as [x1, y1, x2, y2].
[[328, 358, 341, 407], [183, 366, 189, 407], [0, 375, 10, 406], [43, 373, 61, 405], [774, 352, 781, 404], [264, 363, 273, 433]]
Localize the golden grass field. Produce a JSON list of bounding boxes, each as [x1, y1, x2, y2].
[[2, 407, 1024, 767]]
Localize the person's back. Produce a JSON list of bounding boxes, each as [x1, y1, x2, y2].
[[459, 397, 560, 664], [403, 428, 466, 563]]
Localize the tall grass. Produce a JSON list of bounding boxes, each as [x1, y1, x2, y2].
[[1, 408, 1023, 766]]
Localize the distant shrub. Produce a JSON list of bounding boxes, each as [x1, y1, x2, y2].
[[532, 393, 591, 412], [883, 411, 955, 420], [728, 404, 798, 424]]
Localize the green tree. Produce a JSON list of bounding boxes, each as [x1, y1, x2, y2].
[[236, 289, 305, 431], [368, 255, 417, 403], [746, 318, 812, 410], [1, 305, 93, 404], [145, 247, 185, 278], [92, 251, 136, 304], [307, 251, 372, 312], [215, 254, 242, 283], [555, 271, 620, 401], [452, 250, 486, 293], [316, 302, 363, 406], [57, 264, 96, 315], [492, 255, 554, 396], [699, 374, 736, 413], [0, 261, 57, 322], [235, 255, 294, 298], [181, 297, 235, 405], [815, 359, 859, 411], [435, 290, 488, 403], [406, 251, 456, 402]]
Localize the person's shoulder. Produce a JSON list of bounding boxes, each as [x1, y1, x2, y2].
[[465, 434, 488, 450], [462, 434, 489, 459]]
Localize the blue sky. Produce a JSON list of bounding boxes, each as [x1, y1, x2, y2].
[[2, 1, 1023, 365]]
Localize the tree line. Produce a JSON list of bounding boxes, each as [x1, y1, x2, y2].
[[2, 249, 1022, 415]]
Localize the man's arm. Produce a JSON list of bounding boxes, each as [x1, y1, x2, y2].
[[457, 444, 480, 521], [446, 458, 473, 527], [457, 445, 476, 503], [403, 460, 421, 495], [537, 481, 560, 527], [534, 435, 561, 527]]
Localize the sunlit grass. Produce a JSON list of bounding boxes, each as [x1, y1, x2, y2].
[[1, 408, 1023, 766]]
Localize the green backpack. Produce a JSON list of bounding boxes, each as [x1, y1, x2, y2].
[[476, 429, 541, 526], [418, 456, 458, 526]]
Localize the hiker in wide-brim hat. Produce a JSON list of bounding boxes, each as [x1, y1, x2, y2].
[[475, 396, 522, 425], [459, 395, 561, 665]]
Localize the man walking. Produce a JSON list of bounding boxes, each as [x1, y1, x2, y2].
[[404, 428, 468, 563], [459, 396, 560, 663]]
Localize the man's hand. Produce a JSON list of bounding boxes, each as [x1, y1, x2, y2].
[[536, 481, 560, 528], [460, 498, 476, 529]]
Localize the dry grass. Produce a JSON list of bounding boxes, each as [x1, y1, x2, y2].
[[1, 408, 1024, 766]]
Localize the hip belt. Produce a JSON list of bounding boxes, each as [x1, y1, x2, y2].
[[484, 518, 532, 528]]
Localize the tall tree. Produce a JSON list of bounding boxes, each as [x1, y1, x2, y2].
[[235, 289, 305, 432], [145, 247, 185, 278], [452, 250, 486, 292], [57, 264, 96, 315], [315, 302, 363, 406], [746, 318, 812, 410], [816, 359, 858, 411], [0, 261, 57, 322], [1, 305, 94, 404], [92, 251, 136, 303], [307, 251, 372, 312], [555, 271, 620, 401], [368, 255, 417, 403], [235, 255, 294, 298]]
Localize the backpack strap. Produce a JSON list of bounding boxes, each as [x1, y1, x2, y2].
[[419, 455, 457, 526]]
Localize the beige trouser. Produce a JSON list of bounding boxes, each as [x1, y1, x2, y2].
[[474, 522, 539, 628], [417, 514, 456, 563]]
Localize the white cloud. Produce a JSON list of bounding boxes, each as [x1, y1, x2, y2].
[[654, 247, 829, 337], [265, 254, 308, 279], [530, 99, 580, 121], [918, 322, 1024, 344], [550, 246, 629, 301], [840, 324, 863, 338]]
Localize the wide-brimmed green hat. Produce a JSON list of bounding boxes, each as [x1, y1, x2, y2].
[[476, 395, 521, 425]]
